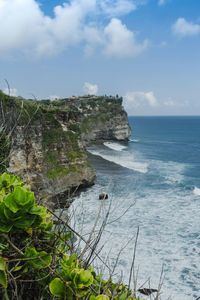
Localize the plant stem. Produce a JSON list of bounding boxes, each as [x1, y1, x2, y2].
[[4, 288, 9, 300]]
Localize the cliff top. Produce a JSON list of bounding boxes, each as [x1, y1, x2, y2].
[[0, 89, 122, 107]]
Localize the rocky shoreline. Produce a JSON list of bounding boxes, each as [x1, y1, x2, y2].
[[0, 92, 132, 208]]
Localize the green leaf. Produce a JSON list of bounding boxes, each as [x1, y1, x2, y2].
[[96, 296, 109, 300], [23, 191, 35, 209], [22, 266, 29, 274], [0, 173, 9, 187], [0, 257, 6, 271], [4, 193, 19, 213], [89, 296, 96, 300], [0, 222, 13, 233], [14, 214, 36, 229], [74, 288, 89, 297], [45, 220, 53, 231], [13, 186, 29, 206], [31, 252, 52, 269], [0, 204, 7, 223], [29, 205, 47, 217], [25, 247, 52, 269], [0, 270, 7, 288], [66, 231, 72, 240], [0, 257, 7, 288], [13, 265, 23, 272], [119, 292, 128, 300], [62, 253, 77, 268], [49, 278, 65, 298], [3, 206, 22, 221], [78, 270, 93, 287], [57, 267, 72, 282]]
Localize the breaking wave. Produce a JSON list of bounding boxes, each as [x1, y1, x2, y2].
[[193, 186, 200, 196], [88, 149, 148, 173], [103, 142, 127, 151]]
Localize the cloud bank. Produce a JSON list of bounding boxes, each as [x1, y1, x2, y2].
[[124, 91, 158, 109], [123, 91, 190, 115], [172, 18, 200, 37], [0, 0, 148, 59]]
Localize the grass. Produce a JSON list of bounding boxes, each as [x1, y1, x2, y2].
[[67, 151, 83, 161], [47, 164, 80, 179]]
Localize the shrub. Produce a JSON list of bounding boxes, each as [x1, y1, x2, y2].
[[0, 172, 146, 299]]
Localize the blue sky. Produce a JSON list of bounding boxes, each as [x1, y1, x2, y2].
[[0, 0, 200, 115]]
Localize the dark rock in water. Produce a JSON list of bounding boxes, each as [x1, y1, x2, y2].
[[138, 288, 158, 295], [99, 193, 108, 200]]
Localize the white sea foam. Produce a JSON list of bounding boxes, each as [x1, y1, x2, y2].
[[194, 186, 200, 196], [147, 159, 185, 185], [88, 149, 148, 173], [104, 142, 127, 151], [129, 139, 139, 143], [70, 181, 200, 300]]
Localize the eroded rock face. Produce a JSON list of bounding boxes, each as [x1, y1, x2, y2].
[[81, 110, 132, 145], [78, 96, 132, 145], [1, 94, 131, 208], [6, 110, 96, 209]]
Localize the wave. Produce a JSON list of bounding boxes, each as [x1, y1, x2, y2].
[[150, 160, 185, 185], [88, 149, 148, 173], [129, 139, 139, 143], [103, 142, 127, 151], [193, 186, 200, 196]]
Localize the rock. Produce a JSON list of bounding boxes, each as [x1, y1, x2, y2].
[[138, 288, 158, 296], [1, 93, 131, 209], [99, 193, 108, 200], [80, 96, 132, 146]]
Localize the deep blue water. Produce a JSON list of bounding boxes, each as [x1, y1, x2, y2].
[[70, 116, 200, 300]]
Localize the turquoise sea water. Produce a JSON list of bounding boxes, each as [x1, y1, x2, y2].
[[70, 116, 200, 299]]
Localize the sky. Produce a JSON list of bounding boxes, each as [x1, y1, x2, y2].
[[0, 0, 200, 115]]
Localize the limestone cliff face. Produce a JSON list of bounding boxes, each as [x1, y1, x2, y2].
[[0, 93, 131, 208], [77, 96, 132, 145]]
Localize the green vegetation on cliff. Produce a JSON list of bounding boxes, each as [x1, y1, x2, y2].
[[0, 132, 9, 173], [47, 164, 80, 179]]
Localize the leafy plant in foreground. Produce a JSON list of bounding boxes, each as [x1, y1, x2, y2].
[[0, 172, 145, 299]]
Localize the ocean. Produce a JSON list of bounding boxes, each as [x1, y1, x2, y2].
[[70, 116, 200, 299]]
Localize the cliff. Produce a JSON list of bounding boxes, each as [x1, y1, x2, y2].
[[76, 96, 132, 145], [0, 92, 132, 208]]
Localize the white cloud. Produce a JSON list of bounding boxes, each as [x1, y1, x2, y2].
[[3, 88, 18, 97], [172, 18, 200, 37], [164, 99, 175, 107], [124, 91, 158, 110], [100, 0, 136, 17], [83, 25, 104, 56], [124, 91, 191, 115], [83, 82, 98, 95], [164, 98, 189, 107], [104, 18, 148, 58], [0, 0, 148, 59], [0, 0, 97, 57], [49, 95, 61, 100]]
